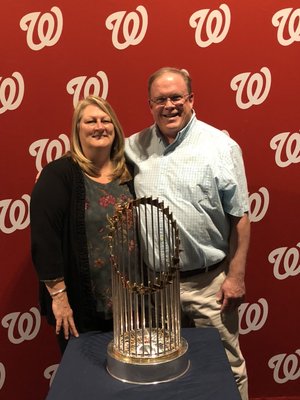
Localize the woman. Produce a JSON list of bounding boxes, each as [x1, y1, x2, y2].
[[30, 96, 133, 352]]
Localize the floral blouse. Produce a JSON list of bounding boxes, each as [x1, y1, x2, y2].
[[84, 174, 133, 319]]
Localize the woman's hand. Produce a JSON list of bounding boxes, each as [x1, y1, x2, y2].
[[45, 281, 79, 340], [51, 292, 79, 340]]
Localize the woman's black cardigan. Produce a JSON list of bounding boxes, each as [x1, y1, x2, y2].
[[30, 156, 99, 331]]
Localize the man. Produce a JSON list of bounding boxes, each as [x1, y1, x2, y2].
[[125, 67, 250, 399]]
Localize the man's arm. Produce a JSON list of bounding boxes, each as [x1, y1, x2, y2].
[[217, 213, 251, 312]]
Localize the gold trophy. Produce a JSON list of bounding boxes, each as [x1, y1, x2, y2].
[[106, 197, 189, 384]]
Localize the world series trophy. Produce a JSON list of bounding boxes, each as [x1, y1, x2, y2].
[[106, 197, 189, 384]]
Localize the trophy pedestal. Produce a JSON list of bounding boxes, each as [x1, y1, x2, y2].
[[106, 336, 189, 384]]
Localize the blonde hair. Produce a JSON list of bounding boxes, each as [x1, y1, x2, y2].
[[69, 95, 131, 183]]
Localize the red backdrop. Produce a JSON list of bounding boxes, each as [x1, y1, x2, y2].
[[1, 1, 299, 399]]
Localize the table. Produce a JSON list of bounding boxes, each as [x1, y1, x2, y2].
[[46, 327, 241, 400]]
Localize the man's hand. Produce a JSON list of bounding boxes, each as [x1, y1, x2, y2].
[[216, 275, 245, 312]]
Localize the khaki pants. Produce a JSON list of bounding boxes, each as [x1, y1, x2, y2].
[[180, 264, 248, 400]]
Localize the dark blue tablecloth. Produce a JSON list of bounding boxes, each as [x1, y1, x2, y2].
[[46, 327, 241, 400]]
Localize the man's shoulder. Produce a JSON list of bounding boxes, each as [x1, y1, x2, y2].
[[194, 119, 239, 147], [126, 125, 155, 142], [194, 118, 226, 136], [125, 125, 157, 153]]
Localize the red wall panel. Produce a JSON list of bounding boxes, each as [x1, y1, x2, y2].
[[1, 1, 299, 398]]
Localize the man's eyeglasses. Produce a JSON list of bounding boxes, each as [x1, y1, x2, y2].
[[149, 93, 190, 106]]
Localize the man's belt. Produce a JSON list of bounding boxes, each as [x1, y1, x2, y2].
[[180, 260, 225, 278]]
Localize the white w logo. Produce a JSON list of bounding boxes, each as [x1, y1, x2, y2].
[[230, 67, 271, 110], [66, 71, 109, 108], [270, 131, 300, 168], [268, 350, 300, 384], [20, 6, 63, 51], [272, 8, 300, 46], [105, 5, 148, 50], [189, 4, 231, 48], [0, 72, 24, 114]]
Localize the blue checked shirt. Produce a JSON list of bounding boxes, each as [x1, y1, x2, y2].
[[125, 113, 249, 272]]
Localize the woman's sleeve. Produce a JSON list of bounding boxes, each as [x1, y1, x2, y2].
[[30, 161, 71, 281]]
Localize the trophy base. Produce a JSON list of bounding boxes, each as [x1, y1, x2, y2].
[[106, 337, 189, 384]]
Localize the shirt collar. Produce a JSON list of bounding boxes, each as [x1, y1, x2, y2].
[[156, 111, 196, 154]]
